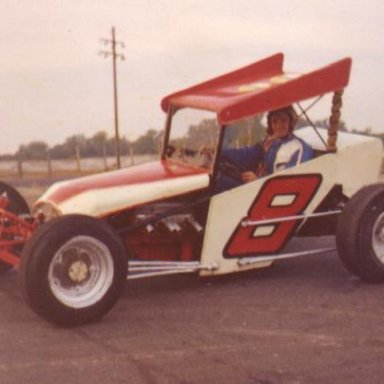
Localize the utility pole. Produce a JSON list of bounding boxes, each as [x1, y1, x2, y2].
[[99, 26, 125, 169]]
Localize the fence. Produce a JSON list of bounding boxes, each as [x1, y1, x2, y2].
[[0, 154, 158, 180], [2, 153, 384, 181]]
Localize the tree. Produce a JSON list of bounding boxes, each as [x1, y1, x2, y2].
[[50, 135, 86, 159], [85, 131, 108, 157], [223, 115, 265, 148], [16, 141, 48, 160], [132, 129, 162, 154], [186, 118, 219, 148]]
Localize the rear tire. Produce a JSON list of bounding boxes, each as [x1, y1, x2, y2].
[[336, 184, 384, 283], [19, 214, 128, 326], [0, 181, 30, 273]]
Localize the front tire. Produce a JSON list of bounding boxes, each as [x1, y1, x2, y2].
[[336, 184, 384, 283], [19, 214, 128, 326]]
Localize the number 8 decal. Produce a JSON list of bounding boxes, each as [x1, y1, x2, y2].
[[224, 174, 322, 258]]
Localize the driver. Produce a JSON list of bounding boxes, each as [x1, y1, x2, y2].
[[216, 105, 313, 192]]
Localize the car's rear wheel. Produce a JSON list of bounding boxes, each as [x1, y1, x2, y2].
[[336, 184, 384, 283], [0, 181, 30, 273], [19, 214, 128, 326]]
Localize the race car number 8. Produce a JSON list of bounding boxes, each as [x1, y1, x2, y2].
[[224, 174, 322, 258]]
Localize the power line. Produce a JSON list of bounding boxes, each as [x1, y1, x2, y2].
[[99, 26, 125, 169]]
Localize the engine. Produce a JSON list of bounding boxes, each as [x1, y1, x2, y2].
[[119, 201, 207, 262]]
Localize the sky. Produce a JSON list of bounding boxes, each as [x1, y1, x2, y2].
[[0, 0, 383, 154]]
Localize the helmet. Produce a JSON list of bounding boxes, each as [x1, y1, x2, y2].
[[266, 105, 297, 135]]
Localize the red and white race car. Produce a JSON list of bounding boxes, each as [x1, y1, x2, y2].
[[1, 53, 383, 326]]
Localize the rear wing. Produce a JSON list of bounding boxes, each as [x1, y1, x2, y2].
[[161, 53, 352, 150], [161, 53, 352, 125]]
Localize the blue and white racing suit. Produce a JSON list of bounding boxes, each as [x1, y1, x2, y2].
[[264, 134, 313, 174], [216, 134, 313, 193]]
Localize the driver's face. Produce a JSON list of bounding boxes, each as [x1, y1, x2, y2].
[[271, 114, 291, 138]]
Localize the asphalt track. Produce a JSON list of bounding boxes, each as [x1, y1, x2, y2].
[[1, 245, 384, 384]]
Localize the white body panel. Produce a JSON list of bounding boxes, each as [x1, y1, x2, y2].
[[200, 129, 383, 276], [51, 174, 209, 217], [34, 161, 210, 217], [40, 174, 209, 216]]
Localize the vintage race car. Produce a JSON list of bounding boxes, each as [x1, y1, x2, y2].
[[1, 53, 383, 326]]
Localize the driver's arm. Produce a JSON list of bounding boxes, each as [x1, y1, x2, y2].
[[222, 144, 264, 173]]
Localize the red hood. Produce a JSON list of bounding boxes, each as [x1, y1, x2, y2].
[[35, 160, 210, 216]]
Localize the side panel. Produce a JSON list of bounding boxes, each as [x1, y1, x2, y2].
[[223, 174, 322, 258], [200, 137, 382, 276]]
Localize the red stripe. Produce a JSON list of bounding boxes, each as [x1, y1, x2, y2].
[[44, 160, 208, 205]]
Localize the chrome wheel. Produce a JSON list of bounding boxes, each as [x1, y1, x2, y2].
[[337, 184, 384, 283], [48, 235, 114, 309], [372, 212, 384, 263]]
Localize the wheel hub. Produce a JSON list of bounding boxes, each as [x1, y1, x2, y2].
[[68, 260, 89, 283], [48, 236, 114, 309]]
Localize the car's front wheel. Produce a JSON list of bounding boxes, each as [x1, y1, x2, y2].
[[19, 214, 128, 326], [337, 184, 384, 283]]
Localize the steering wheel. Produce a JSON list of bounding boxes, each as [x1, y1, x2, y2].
[[218, 155, 246, 183]]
